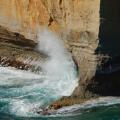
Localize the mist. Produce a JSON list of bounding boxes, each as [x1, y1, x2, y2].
[[36, 28, 78, 96]]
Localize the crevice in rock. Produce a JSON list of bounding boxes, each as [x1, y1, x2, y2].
[[72, 55, 79, 76], [59, 0, 63, 11], [59, 0, 62, 6], [48, 16, 54, 26]]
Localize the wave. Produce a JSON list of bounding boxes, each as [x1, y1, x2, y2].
[[0, 29, 78, 117]]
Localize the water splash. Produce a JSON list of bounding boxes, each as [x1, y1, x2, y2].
[[0, 29, 78, 117], [36, 29, 78, 96]]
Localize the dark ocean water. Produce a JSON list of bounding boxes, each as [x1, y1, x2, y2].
[[0, 104, 120, 120]]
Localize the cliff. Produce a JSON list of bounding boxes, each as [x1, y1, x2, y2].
[[0, 0, 100, 39], [1, 0, 120, 109]]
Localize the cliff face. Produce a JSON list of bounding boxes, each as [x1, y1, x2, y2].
[[0, 0, 101, 103], [0, 0, 100, 38]]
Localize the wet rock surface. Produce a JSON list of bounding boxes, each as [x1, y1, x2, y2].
[[0, 26, 47, 71]]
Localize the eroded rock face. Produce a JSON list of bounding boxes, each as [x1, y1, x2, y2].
[[0, 0, 100, 39], [0, 0, 101, 106]]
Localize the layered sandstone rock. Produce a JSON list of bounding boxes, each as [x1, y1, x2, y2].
[[0, 0, 100, 39], [0, 26, 47, 73]]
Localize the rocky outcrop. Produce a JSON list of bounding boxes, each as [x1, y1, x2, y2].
[[3, 0, 120, 109], [0, 26, 47, 72], [50, 0, 120, 108]]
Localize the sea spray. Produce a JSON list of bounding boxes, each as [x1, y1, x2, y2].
[[0, 29, 78, 116], [36, 29, 78, 96]]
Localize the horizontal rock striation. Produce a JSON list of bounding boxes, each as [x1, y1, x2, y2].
[[0, 26, 47, 72]]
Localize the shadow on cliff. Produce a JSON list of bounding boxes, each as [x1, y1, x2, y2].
[[87, 0, 120, 96]]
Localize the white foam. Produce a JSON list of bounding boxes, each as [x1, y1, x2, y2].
[[0, 66, 43, 86], [9, 99, 43, 117]]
